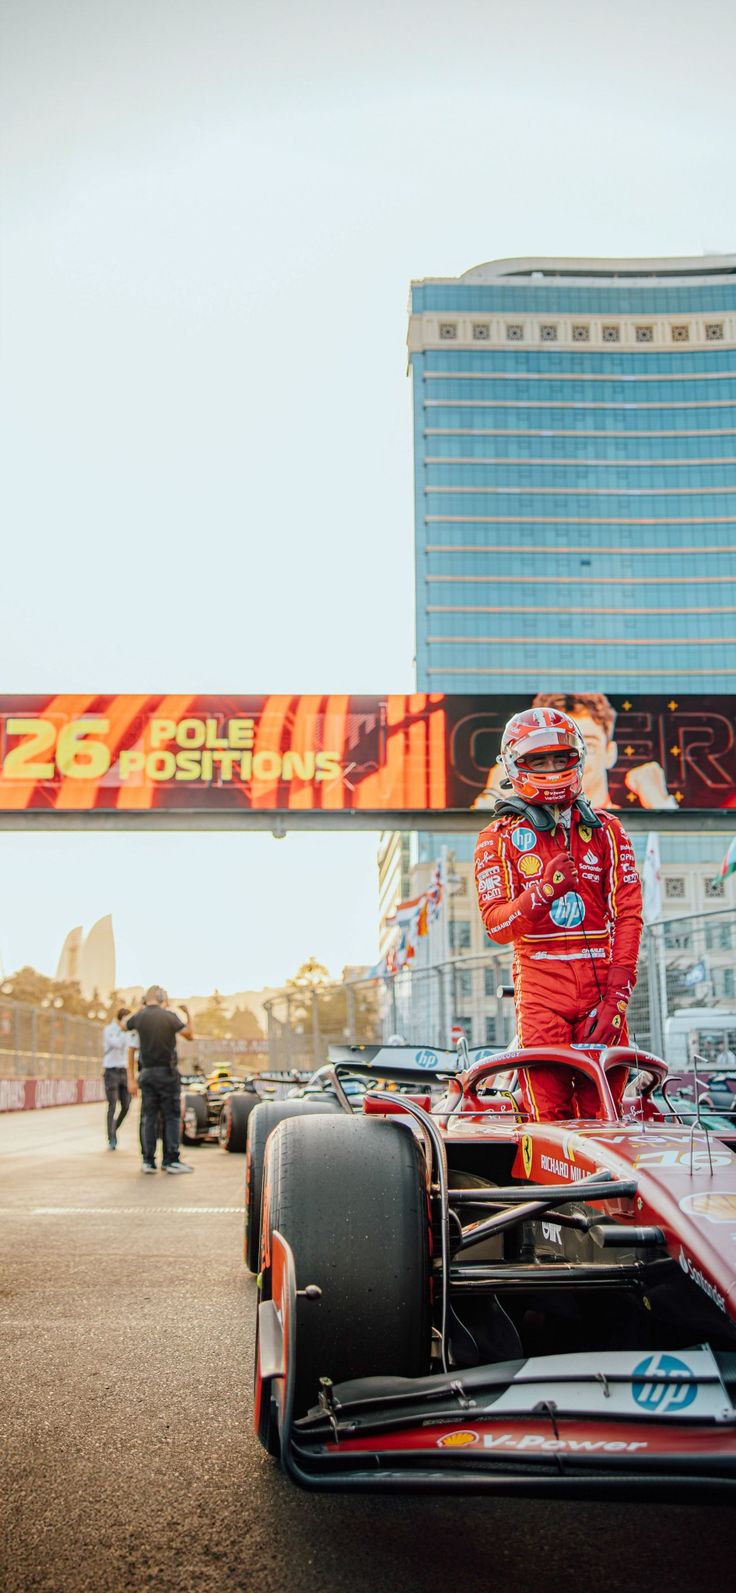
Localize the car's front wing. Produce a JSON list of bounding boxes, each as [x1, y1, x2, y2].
[[258, 1232, 736, 1496]]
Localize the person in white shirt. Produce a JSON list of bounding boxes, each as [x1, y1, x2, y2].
[[102, 1007, 133, 1149], [716, 1041, 736, 1071]]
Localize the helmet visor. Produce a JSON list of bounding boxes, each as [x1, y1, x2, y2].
[[511, 727, 583, 762]]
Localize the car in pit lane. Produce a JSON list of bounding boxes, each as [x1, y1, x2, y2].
[[704, 1071, 736, 1116], [666, 1068, 736, 1120], [287, 1077, 367, 1102], [250, 1039, 736, 1495], [181, 1066, 262, 1153], [625, 1067, 735, 1135]]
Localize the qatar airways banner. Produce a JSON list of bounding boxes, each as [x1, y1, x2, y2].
[[0, 692, 733, 815], [0, 1077, 106, 1112]]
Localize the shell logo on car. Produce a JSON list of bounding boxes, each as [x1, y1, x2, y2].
[[436, 1430, 479, 1449], [680, 1191, 736, 1224]]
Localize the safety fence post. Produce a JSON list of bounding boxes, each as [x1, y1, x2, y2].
[[389, 976, 398, 1038], [345, 980, 356, 1044], [311, 989, 321, 1068], [646, 926, 663, 1057]]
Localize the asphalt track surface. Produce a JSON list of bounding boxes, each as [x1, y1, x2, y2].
[[2, 1105, 736, 1593]]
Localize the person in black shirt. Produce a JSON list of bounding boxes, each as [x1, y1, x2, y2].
[[126, 986, 194, 1174]]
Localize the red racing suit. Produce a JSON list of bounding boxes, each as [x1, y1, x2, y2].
[[474, 804, 643, 1120]]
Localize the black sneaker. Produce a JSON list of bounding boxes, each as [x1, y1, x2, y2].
[[141, 1162, 157, 1174]]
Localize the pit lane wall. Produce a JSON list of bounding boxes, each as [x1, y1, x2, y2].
[[0, 995, 268, 1111], [0, 1076, 106, 1111]]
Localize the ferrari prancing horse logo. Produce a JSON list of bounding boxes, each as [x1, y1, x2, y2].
[[522, 1134, 533, 1179]]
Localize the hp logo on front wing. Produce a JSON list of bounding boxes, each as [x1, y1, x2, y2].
[[631, 1353, 698, 1413]]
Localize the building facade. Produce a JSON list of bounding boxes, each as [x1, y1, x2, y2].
[[377, 830, 412, 959], [401, 257, 736, 1031], [408, 255, 736, 692]]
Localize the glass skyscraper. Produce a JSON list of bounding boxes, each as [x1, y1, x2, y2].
[[408, 256, 736, 692]]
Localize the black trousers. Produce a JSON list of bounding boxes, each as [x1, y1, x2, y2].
[[139, 1067, 181, 1166], [104, 1068, 131, 1140]]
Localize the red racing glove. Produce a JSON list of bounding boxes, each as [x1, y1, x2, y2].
[[585, 966, 634, 1046], [519, 853, 579, 921]]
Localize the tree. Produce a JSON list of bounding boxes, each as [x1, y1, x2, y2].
[[196, 990, 230, 1038], [2, 966, 93, 1018], [227, 1005, 263, 1040], [287, 956, 332, 989]]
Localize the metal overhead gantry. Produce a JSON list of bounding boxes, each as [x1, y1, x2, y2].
[[0, 692, 733, 831]]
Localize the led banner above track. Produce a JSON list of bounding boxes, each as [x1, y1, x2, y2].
[[0, 693, 734, 831]]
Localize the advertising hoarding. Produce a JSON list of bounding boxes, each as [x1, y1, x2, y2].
[[0, 692, 733, 819]]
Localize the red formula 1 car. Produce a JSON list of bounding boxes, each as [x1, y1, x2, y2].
[[250, 1041, 736, 1495]]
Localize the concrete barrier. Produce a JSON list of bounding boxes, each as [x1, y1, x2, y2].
[[0, 1077, 107, 1112]]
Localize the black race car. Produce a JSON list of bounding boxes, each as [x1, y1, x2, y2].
[[181, 1067, 261, 1153]]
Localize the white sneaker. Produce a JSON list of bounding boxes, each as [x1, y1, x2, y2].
[[163, 1160, 193, 1174]]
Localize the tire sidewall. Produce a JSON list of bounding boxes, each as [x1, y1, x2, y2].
[[220, 1090, 260, 1153], [182, 1090, 208, 1144], [245, 1097, 342, 1273], [260, 1114, 431, 1420]]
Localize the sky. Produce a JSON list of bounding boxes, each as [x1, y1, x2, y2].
[[1, 0, 735, 993]]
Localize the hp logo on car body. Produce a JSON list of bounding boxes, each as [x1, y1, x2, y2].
[[631, 1353, 698, 1412]]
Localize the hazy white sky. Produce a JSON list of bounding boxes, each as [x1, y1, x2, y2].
[[1, 0, 735, 992]]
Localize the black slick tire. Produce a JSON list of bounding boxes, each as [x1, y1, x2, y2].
[[258, 1113, 431, 1427], [181, 1092, 208, 1145], [245, 1097, 341, 1274], [218, 1090, 260, 1153]]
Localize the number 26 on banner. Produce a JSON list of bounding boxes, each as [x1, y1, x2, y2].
[[2, 719, 112, 781]]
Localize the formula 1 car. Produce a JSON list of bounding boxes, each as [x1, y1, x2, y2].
[[250, 1040, 736, 1495], [667, 1068, 736, 1121], [182, 1067, 261, 1153]]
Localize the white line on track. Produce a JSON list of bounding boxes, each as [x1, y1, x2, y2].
[[0, 1206, 243, 1216]]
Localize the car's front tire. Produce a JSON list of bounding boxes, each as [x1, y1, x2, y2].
[[244, 1097, 341, 1273], [256, 1113, 432, 1437]]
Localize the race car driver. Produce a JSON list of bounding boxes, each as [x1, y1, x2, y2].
[[473, 707, 643, 1120]]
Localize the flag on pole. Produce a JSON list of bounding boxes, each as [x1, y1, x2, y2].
[[642, 832, 663, 925], [717, 837, 736, 881], [384, 894, 425, 929], [427, 862, 443, 922]]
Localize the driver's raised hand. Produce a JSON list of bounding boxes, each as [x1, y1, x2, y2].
[[520, 853, 578, 921], [541, 853, 578, 898]]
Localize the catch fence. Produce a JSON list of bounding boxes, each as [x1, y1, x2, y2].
[[265, 904, 736, 1070], [0, 1000, 104, 1081], [0, 1000, 267, 1081]]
